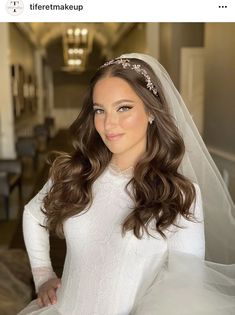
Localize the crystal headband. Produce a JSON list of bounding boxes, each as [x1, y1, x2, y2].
[[99, 58, 158, 97]]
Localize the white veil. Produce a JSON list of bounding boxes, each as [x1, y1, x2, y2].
[[119, 53, 235, 315], [121, 53, 235, 265]]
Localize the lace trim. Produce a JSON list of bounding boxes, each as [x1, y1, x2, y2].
[[32, 266, 57, 292], [108, 163, 134, 178]]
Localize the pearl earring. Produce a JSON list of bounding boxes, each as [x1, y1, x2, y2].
[[149, 116, 154, 125]]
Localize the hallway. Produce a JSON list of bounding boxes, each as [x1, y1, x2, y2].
[[0, 22, 235, 314]]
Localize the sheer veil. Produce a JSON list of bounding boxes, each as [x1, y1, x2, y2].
[[119, 53, 235, 315], [121, 53, 235, 265]]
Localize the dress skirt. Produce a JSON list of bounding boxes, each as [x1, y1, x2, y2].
[[131, 251, 235, 315], [19, 250, 235, 315]]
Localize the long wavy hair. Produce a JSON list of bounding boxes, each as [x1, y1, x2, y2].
[[43, 58, 197, 239]]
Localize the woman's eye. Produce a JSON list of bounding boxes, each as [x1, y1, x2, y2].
[[118, 106, 132, 112], [93, 108, 104, 114]]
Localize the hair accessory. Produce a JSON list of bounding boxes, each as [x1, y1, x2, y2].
[[100, 58, 158, 97]]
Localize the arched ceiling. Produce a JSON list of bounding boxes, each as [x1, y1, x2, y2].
[[16, 22, 135, 75], [18, 22, 134, 54]]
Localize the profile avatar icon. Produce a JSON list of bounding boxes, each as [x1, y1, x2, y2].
[[6, 0, 24, 16]]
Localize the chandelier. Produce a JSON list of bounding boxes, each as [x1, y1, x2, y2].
[[62, 26, 93, 72]]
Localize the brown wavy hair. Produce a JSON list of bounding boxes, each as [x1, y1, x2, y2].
[[43, 58, 197, 239]]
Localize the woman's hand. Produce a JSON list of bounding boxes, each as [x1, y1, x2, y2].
[[37, 277, 61, 307]]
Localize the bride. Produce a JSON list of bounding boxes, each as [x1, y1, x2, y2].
[[18, 53, 235, 315]]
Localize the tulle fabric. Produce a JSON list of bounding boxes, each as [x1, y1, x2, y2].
[[131, 251, 235, 315], [0, 262, 31, 315], [17, 300, 62, 315]]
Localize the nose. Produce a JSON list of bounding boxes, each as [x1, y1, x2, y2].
[[104, 112, 118, 130]]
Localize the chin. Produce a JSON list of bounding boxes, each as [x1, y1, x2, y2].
[[106, 147, 125, 155], [105, 143, 127, 155]]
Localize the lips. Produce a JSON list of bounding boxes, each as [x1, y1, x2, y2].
[[106, 133, 124, 141]]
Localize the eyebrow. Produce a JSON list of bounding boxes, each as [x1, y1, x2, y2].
[[93, 99, 135, 107]]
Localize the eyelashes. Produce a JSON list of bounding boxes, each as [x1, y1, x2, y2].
[[93, 105, 133, 115], [118, 105, 133, 112], [93, 108, 104, 115]]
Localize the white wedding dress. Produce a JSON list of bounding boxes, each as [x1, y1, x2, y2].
[[18, 165, 235, 315]]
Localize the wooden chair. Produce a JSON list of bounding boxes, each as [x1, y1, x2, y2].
[[33, 124, 50, 152], [44, 117, 55, 139], [16, 136, 38, 170]]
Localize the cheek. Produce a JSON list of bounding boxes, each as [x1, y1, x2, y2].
[[121, 111, 148, 131]]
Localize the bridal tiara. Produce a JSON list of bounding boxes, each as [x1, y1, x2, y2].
[[99, 58, 158, 97]]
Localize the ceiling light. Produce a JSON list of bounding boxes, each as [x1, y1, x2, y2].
[[68, 59, 75, 65], [74, 59, 82, 65], [67, 29, 73, 35], [74, 28, 80, 36], [77, 48, 84, 54], [81, 28, 88, 36]]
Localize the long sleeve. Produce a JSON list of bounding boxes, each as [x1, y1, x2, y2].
[[167, 183, 205, 259], [23, 180, 57, 293]]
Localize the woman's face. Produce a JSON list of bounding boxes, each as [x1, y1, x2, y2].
[[92, 76, 150, 162]]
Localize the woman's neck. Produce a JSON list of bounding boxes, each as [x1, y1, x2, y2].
[[110, 154, 142, 171]]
